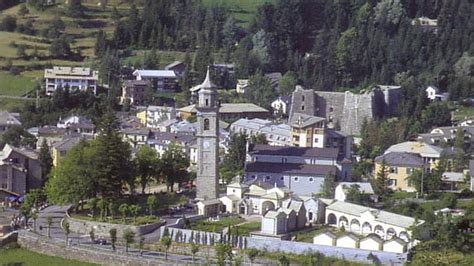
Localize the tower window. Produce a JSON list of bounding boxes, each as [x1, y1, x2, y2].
[[205, 99, 209, 106], [302, 95, 305, 101], [301, 105, 305, 111], [204, 118, 210, 130]]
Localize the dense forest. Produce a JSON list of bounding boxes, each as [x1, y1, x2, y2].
[[237, 0, 473, 98]]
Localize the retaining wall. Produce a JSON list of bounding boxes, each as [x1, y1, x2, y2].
[[66, 216, 164, 238], [17, 231, 168, 266]]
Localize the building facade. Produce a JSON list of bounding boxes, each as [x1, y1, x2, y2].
[[44, 66, 99, 95], [120, 80, 151, 105], [133, 70, 178, 92]]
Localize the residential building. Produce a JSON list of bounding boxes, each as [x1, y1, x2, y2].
[[44, 66, 99, 95], [325, 200, 424, 242], [121, 128, 150, 148], [34, 126, 68, 148], [147, 132, 197, 164], [290, 113, 352, 159], [170, 120, 197, 135], [440, 172, 465, 191], [0, 144, 42, 195], [411, 17, 438, 33], [143, 106, 177, 129], [384, 141, 454, 170], [230, 118, 291, 146], [164, 61, 186, 77], [57, 115, 95, 136], [334, 182, 375, 202], [0, 112, 21, 134], [425, 86, 449, 101], [271, 96, 292, 116], [417, 125, 474, 148], [244, 144, 352, 196], [235, 79, 249, 94], [178, 103, 269, 121], [120, 80, 151, 105], [133, 70, 178, 92], [52, 136, 84, 166], [374, 152, 425, 191]]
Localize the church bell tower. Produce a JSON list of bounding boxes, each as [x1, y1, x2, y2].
[[195, 68, 219, 200]]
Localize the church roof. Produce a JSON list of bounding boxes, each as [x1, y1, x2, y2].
[[198, 68, 216, 91]]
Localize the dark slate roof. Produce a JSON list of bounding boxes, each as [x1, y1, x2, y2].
[[38, 126, 67, 136], [251, 144, 338, 159], [281, 95, 292, 105], [375, 152, 424, 167], [289, 113, 325, 128], [53, 136, 83, 152], [149, 132, 196, 145], [245, 162, 336, 176]]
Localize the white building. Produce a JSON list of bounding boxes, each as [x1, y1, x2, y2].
[[57, 115, 94, 136], [359, 234, 383, 251], [230, 118, 291, 146], [271, 96, 292, 116], [383, 238, 407, 253], [325, 200, 424, 242], [425, 86, 449, 101], [44, 66, 99, 95], [145, 106, 176, 129], [336, 233, 360, 249], [313, 230, 337, 246], [0, 112, 21, 134], [235, 79, 249, 94], [334, 182, 375, 202], [133, 70, 178, 92]]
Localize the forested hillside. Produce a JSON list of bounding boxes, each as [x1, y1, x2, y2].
[[235, 0, 473, 100]]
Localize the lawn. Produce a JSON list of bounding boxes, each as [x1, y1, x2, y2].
[[203, 0, 272, 26], [453, 106, 474, 121], [0, 72, 36, 96], [0, 248, 96, 266], [189, 216, 245, 232], [233, 221, 261, 236], [0, 98, 35, 112]]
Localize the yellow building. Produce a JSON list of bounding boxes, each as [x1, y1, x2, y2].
[[136, 110, 147, 126], [289, 113, 326, 147], [383, 141, 446, 170], [374, 152, 425, 191], [51, 137, 83, 167]]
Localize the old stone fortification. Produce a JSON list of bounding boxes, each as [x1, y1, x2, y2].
[[290, 85, 401, 135], [17, 231, 166, 266], [66, 214, 165, 238]]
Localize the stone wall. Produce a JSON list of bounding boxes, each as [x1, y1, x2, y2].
[[246, 237, 407, 265], [17, 231, 167, 266], [66, 216, 164, 238], [341, 91, 376, 135]]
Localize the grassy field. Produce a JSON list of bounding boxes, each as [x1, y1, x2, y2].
[[190, 216, 245, 232], [203, 0, 272, 26], [233, 221, 261, 236], [0, 98, 35, 112], [453, 106, 474, 121], [0, 248, 96, 266], [0, 72, 37, 96]]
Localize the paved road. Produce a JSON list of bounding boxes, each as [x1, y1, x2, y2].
[[29, 205, 220, 265]]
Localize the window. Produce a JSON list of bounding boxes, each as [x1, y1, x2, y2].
[[389, 179, 397, 186], [302, 95, 305, 101], [280, 177, 284, 181], [252, 175, 256, 179], [329, 107, 334, 112], [294, 177, 299, 182], [266, 176, 271, 180], [308, 177, 314, 182], [389, 167, 398, 174], [406, 168, 414, 175], [205, 99, 209, 106], [301, 105, 305, 111], [204, 118, 210, 130]]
